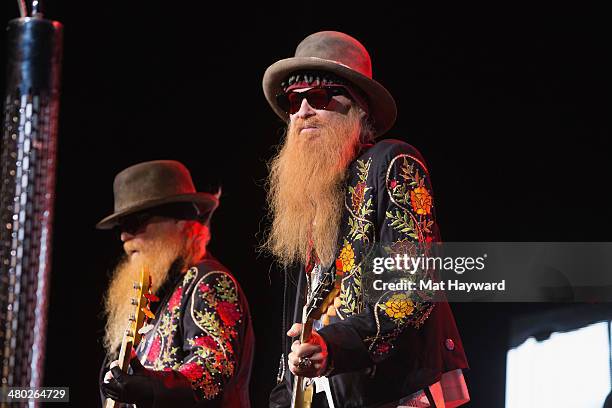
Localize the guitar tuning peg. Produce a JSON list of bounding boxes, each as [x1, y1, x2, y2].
[[141, 306, 155, 319], [129, 313, 136, 321], [138, 324, 154, 335], [133, 282, 141, 289], [125, 329, 133, 337], [131, 298, 137, 305]]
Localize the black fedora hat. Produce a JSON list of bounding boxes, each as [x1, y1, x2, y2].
[[96, 160, 219, 230]]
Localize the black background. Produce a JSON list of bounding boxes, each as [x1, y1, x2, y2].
[[1, 2, 611, 407]]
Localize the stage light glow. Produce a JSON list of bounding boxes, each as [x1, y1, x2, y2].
[[506, 321, 611, 408]]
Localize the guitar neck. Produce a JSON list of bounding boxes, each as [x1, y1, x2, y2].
[[104, 339, 133, 408], [291, 266, 341, 408], [117, 337, 134, 372], [104, 266, 151, 408], [300, 318, 314, 344]]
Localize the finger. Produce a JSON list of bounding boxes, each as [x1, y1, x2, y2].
[[305, 352, 326, 363], [103, 370, 113, 384], [287, 352, 297, 372], [295, 343, 322, 358], [287, 323, 303, 337], [290, 340, 301, 353], [288, 359, 305, 376], [288, 353, 298, 368]]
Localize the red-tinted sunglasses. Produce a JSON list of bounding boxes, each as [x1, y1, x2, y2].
[[276, 87, 351, 115]]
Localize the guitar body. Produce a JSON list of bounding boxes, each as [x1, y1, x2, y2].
[[291, 375, 314, 408]]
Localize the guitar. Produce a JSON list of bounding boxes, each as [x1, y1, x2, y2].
[[105, 266, 157, 408], [290, 266, 342, 408]]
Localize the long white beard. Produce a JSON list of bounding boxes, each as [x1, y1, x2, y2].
[[103, 235, 185, 358]]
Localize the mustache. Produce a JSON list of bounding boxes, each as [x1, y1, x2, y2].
[[292, 117, 325, 131]]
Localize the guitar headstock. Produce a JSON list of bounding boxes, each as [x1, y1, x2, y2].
[[116, 266, 160, 369], [125, 266, 154, 347], [304, 267, 342, 322], [105, 266, 157, 408]]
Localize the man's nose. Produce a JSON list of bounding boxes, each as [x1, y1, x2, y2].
[[120, 231, 134, 242], [293, 98, 316, 119]]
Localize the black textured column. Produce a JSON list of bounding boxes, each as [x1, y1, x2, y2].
[[0, 15, 62, 407]]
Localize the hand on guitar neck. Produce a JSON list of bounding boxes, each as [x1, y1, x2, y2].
[[287, 322, 329, 378], [289, 267, 340, 407]]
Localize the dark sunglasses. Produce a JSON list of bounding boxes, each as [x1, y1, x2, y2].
[[118, 203, 205, 235], [118, 211, 155, 235], [276, 87, 351, 115]]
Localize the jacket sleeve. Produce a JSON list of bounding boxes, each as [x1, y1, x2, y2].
[[176, 270, 245, 404], [99, 352, 199, 408], [318, 141, 438, 375]]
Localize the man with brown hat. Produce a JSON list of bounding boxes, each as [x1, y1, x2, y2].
[[98, 160, 254, 407], [263, 31, 470, 407]]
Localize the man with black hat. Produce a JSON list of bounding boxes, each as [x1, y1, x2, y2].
[[98, 160, 254, 407], [263, 31, 470, 407]]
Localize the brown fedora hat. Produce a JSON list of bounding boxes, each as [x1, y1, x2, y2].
[[262, 31, 397, 138], [96, 160, 219, 230]]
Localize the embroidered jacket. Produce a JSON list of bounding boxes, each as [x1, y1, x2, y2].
[[270, 139, 469, 408], [136, 255, 254, 407]]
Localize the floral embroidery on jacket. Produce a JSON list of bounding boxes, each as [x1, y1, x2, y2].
[[335, 158, 373, 318], [183, 271, 241, 399], [366, 151, 437, 358], [336, 242, 355, 274], [140, 267, 243, 401], [330, 143, 438, 361], [145, 286, 182, 368], [347, 158, 374, 243], [386, 154, 435, 241], [379, 293, 415, 321], [336, 240, 362, 317]]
